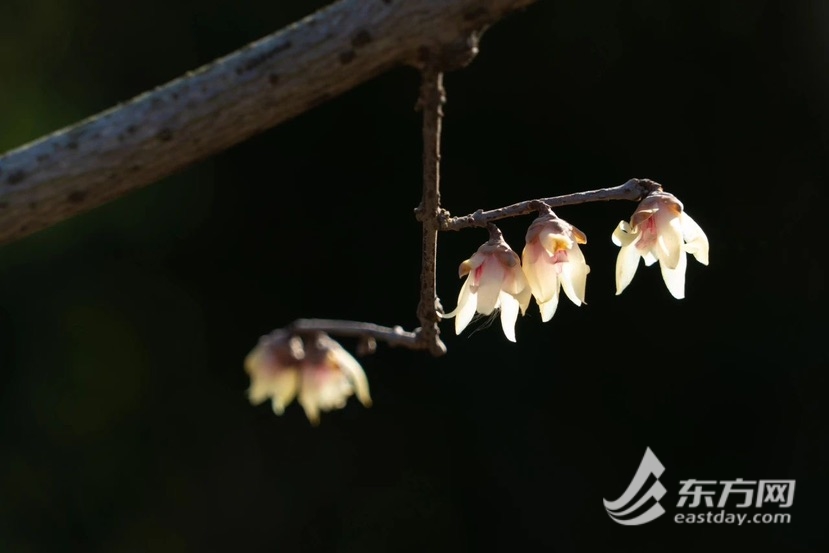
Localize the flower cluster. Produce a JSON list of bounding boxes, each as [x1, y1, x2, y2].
[[245, 330, 371, 425], [443, 191, 709, 341], [442, 210, 590, 341], [612, 191, 709, 299]]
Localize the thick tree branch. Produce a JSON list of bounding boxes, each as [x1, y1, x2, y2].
[[0, 0, 539, 246], [439, 178, 664, 231]]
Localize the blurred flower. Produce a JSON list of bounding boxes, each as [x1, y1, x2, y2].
[[245, 330, 371, 425], [442, 226, 531, 342], [612, 191, 709, 299], [521, 210, 590, 322]]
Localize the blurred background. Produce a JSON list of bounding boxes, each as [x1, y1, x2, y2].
[[0, 0, 827, 551]]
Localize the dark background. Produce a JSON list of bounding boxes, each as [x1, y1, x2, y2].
[[0, 0, 826, 551]]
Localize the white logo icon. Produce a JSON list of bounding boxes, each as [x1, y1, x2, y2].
[[604, 447, 666, 525]]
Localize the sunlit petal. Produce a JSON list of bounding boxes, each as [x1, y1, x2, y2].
[[529, 253, 560, 304], [681, 212, 710, 265], [615, 243, 641, 295], [560, 244, 589, 305], [501, 265, 528, 296], [499, 292, 520, 342], [655, 213, 684, 269], [660, 248, 688, 299], [539, 289, 560, 322], [476, 258, 505, 315], [454, 279, 477, 334], [612, 221, 637, 247], [517, 284, 532, 316]]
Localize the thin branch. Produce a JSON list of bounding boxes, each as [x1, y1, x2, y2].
[[439, 177, 664, 231], [289, 319, 422, 350], [0, 0, 539, 246], [413, 68, 448, 357]]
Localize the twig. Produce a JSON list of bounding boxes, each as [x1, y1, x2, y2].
[[289, 319, 421, 350], [0, 0, 539, 246], [439, 178, 664, 231], [413, 68, 449, 356]]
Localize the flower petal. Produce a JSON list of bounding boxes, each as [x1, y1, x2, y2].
[[516, 284, 532, 316], [539, 294, 560, 322], [328, 343, 372, 408], [298, 364, 352, 426], [454, 279, 478, 334], [498, 292, 520, 342], [559, 244, 589, 306], [631, 208, 658, 229], [475, 258, 505, 315], [268, 369, 300, 414], [571, 225, 588, 244], [525, 254, 560, 304], [615, 243, 641, 295], [501, 265, 528, 296], [540, 231, 573, 256], [612, 221, 637, 247], [660, 249, 688, 299], [681, 212, 709, 265], [655, 212, 684, 269]]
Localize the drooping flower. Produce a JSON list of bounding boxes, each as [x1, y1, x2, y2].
[[441, 225, 531, 342], [612, 191, 709, 299], [521, 210, 590, 322], [245, 330, 371, 425]]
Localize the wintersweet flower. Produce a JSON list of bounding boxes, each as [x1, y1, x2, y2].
[[245, 330, 371, 425], [442, 225, 531, 342], [521, 209, 590, 322], [612, 191, 709, 299]]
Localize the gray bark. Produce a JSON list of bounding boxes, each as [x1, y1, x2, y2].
[[0, 0, 538, 245]]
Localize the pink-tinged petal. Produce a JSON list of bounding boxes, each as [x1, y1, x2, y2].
[[539, 289, 560, 322], [526, 253, 560, 304], [660, 248, 688, 299], [522, 239, 542, 264], [654, 211, 684, 269], [560, 244, 589, 305], [501, 264, 528, 296], [615, 243, 642, 295], [631, 208, 658, 229], [468, 252, 488, 271], [498, 292, 520, 342], [681, 212, 709, 265], [298, 364, 352, 425], [476, 258, 505, 315]]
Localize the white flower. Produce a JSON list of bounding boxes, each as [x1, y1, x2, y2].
[[612, 191, 709, 299], [521, 211, 590, 322], [245, 331, 371, 425], [441, 228, 531, 342]]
